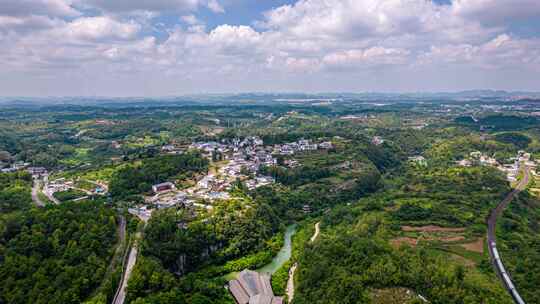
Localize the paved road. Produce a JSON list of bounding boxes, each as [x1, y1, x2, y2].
[[31, 180, 45, 207], [113, 231, 141, 304], [487, 165, 530, 303], [117, 216, 126, 246], [44, 189, 61, 204]]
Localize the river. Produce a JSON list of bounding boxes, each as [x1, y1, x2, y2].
[[257, 224, 297, 275], [224, 224, 297, 281]]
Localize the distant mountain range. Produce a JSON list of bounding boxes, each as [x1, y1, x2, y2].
[[1, 90, 539, 106]]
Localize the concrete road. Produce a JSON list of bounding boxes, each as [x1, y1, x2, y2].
[[113, 231, 141, 304]]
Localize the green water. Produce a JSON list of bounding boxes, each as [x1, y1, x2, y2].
[[257, 224, 297, 275], [223, 224, 297, 281]]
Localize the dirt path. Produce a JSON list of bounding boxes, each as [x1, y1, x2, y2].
[[286, 263, 297, 302], [310, 222, 321, 243], [31, 179, 45, 207], [286, 222, 320, 303]]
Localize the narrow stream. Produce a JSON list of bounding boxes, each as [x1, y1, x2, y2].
[[224, 224, 297, 280], [257, 224, 297, 275]]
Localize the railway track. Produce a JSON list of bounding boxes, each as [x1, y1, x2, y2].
[[487, 165, 530, 304]]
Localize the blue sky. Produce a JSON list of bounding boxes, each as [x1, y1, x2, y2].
[[0, 0, 539, 96]]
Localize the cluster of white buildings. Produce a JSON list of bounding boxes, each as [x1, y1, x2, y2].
[[190, 136, 333, 159], [45, 178, 73, 194], [134, 136, 335, 219], [44, 177, 106, 197], [457, 150, 536, 183], [161, 144, 185, 155], [0, 161, 38, 174], [457, 151, 499, 168]]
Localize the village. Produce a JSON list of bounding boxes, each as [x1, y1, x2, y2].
[[456, 150, 537, 183], [129, 136, 333, 222]]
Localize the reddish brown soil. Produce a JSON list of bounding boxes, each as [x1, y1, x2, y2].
[[402, 225, 466, 233], [461, 238, 484, 253], [390, 237, 418, 248]]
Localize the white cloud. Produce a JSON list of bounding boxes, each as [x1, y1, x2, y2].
[[206, 0, 224, 13], [59, 16, 141, 41], [209, 25, 261, 51], [420, 34, 540, 69], [181, 15, 202, 26], [1, 0, 79, 17], [452, 0, 540, 26], [75, 0, 206, 14], [0, 15, 61, 32], [323, 47, 411, 69], [0, 0, 539, 95]]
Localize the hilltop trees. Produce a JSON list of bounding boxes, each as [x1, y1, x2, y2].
[[0, 201, 117, 304], [0, 171, 32, 213]]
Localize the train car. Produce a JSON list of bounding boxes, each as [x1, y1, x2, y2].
[[512, 289, 526, 304], [493, 247, 501, 260], [496, 259, 506, 275], [503, 273, 515, 290]]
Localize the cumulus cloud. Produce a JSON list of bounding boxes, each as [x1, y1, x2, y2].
[[73, 0, 224, 14], [0, 0, 539, 95], [420, 34, 540, 69], [1, 0, 80, 17], [59, 16, 141, 41]]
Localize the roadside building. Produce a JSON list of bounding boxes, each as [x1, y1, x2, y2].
[[319, 141, 333, 149], [1, 167, 17, 173], [408, 156, 427, 166], [457, 159, 472, 167], [228, 270, 283, 304], [152, 182, 176, 194], [27, 167, 48, 178]]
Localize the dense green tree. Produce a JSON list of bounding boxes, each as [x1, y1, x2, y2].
[[0, 201, 118, 304]]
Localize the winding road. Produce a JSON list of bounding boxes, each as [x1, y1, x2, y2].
[[310, 222, 320, 243], [286, 222, 321, 302], [487, 165, 530, 304]]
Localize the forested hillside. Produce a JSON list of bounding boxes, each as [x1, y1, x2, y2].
[[0, 202, 118, 304], [0, 171, 32, 213], [498, 193, 540, 303]]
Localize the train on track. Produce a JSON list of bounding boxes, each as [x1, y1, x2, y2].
[[490, 241, 526, 304]]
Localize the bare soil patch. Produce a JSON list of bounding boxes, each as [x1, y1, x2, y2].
[[371, 288, 420, 304], [431, 235, 466, 242], [402, 225, 466, 233], [449, 253, 476, 267], [390, 237, 418, 248], [460, 238, 484, 253]]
